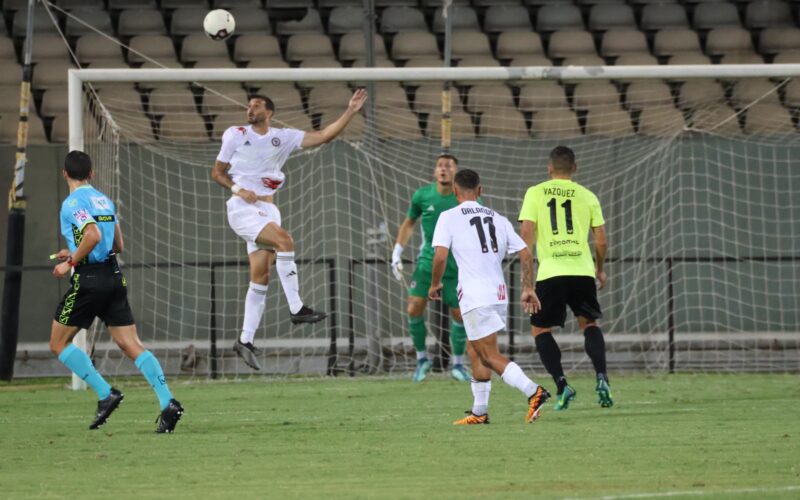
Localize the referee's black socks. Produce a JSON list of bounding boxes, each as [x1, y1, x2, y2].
[[583, 325, 608, 383], [534, 332, 568, 394]]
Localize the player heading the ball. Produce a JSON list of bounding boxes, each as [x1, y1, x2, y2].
[[430, 169, 551, 425], [212, 90, 367, 371]]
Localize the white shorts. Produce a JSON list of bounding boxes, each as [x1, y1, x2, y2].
[[462, 304, 507, 341], [226, 196, 282, 254]]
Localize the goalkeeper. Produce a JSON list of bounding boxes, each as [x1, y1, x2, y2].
[[391, 154, 470, 382]]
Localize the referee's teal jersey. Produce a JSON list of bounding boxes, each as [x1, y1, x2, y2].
[[59, 185, 116, 264]]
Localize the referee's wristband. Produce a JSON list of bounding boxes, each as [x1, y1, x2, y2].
[[231, 183, 243, 194], [68, 256, 77, 267]]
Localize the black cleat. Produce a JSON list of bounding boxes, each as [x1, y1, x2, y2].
[[233, 339, 262, 370], [290, 305, 327, 324], [89, 388, 124, 430], [155, 399, 184, 434]]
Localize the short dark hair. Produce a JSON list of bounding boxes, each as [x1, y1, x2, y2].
[[549, 145, 575, 172], [64, 150, 92, 180], [437, 153, 459, 165], [454, 169, 480, 190], [250, 94, 275, 112]]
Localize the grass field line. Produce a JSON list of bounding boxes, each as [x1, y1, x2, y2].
[[567, 485, 800, 499]]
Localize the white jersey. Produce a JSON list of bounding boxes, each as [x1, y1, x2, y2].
[[432, 200, 527, 314], [216, 125, 305, 196]]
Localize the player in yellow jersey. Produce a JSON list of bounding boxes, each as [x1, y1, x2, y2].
[[518, 146, 613, 410]]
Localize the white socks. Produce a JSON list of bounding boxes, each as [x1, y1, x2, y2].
[[240, 282, 268, 344], [416, 351, 428, 361], [471, 379, 492, 416], [501, 362, 539, 399], [276, 251, 303, 314]]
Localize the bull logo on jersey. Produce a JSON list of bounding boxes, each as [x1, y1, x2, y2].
[[261, 177, 283, 189], [271, 137, 281, 147]]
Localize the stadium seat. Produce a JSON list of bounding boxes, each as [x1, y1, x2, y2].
[[691, 104, 742, 135], [411, 84, 447, 115], [0, 37, 16, 62], [496, 32, 543, 60], [285, 34, 335, 62], [350, 58, 396, 68], [427, 108, 475, 139], [215, 0, 262, 7], [380, 7, 427, 33], [420, 0, 469, 6], [731, 79, 781, 109], [518, 81, 568, 110], [148, 88, 198, 115], [252, 83, 304, 111], [530, 108, 581, 137], [0, 86, 21, 112], [65, 9, 114, 37], [667, 52, 711, 66], [614, 53, 658, 66], [50, 115, 69, 144], [161, 0, 209, 8], [31, 36, 71, 63], [87, 60, 130, 71], [329, 7, 365, 35], [678, 80, 726, 110], [465, 84, 515, 112], [693, 2, 741, 30], [118, 9, 167, 36], [638, 106, 686, 136], [573, 82, 620, 110], [392, 32, 440, 60], [585, 106, 635, 137], [267, 0, 313, 7], [127, 35, 178, 65], [784, 79, 800, 107], [483, 5, 533, 33], [745, 0, 794, 29], [308, 84, 356, 115], [376, 109, 423, 140], [0, 114, 47, 144], [76, 35, 125, 64], [432, 7, 480, 33], [625, 81, 674, 111], [451, 32, 492, 59], [536, 4, 584, 32], [705, 28, 755, 56], [275, 8, 324, 35], [234, 35, 282, 63], [479, 109, 529, 138], [510, 54, 553, 67], [601, 30, 649, 58], [473, 0, 522, 5], [299, 58, 342, 68], [375, 0, 418, 6], [158, 114, 210, 143], [548, 31, 597, 59], [94, 88, 144, 112], [773, 50, 800, 63], [181, 35, 230, 62], [720, 52, 764, 64], [108, 0, 157, 9], [373, 85, 411, 109], [201, 85, 248, 115], [171, 9, 209, 36], [320, 113, 365, 141], [588, 4, 636, 32], [654, 29, 702, 56], [32, 68, 72, 94], [58, 0, 106, 8], [563, 54, 605, 66], [227, 8, 271, 35], [193, 58, 237, 69], [743, 103, 794, 134], [40, 88, 69, 118], [640, 4, 690, 31], [339, 33, 387, 61], [317, 0, 362, 6], [12, 8, 60, 37], [759, 28, 800, 55], [245, 58, 289, 80]]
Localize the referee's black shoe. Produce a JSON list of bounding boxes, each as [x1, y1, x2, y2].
[[290, 305, 327, 324], [89, 388, 124, 430], [155, 399, 184, 434]]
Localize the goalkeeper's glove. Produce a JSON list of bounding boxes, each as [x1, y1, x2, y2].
[[391, 243, 404, 281]]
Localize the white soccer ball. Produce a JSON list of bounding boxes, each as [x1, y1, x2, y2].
[[203, 9, 235, 41]]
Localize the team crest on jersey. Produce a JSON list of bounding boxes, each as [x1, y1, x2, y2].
[[271, 137, 281, 147]]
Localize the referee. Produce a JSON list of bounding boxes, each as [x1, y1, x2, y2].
[[519, 146, 613, 411], [50, 151, 184, 432]]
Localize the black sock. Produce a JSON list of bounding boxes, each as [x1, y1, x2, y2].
[[534, 332, 567, 393], [583, 325, 608, 383]]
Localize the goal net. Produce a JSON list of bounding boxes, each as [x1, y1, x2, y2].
[[70, 66, 800, 378]]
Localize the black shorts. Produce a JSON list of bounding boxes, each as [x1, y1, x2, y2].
[[54, 261, 135, 329], [530, 276, 602, 328]]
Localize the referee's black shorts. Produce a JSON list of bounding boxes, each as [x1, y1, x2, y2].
[[530, 276, 602, 328], [54, 260, 135, 329]]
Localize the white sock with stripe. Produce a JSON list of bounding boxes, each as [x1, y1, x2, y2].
[[501, 362, 538, 398], [240, 282, 268, 344], [471, 379, 491, 416], [276, 251, 303, 314]]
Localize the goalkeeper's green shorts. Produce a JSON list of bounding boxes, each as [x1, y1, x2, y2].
[[408, 260, 460, 310]]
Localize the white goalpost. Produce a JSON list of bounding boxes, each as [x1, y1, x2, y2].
[[67, 65, 800, 383]]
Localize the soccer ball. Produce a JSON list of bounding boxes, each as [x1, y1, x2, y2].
[[203, 9, 235, 41]]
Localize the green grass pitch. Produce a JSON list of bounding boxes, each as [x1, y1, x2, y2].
[[1, 373, 798, 499]]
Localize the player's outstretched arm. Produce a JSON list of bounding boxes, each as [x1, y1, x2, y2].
[[592, 224, 608, 290], [428, 246, 448, 300], [301, 88, 368, 148], [390, 217, 416, 280]]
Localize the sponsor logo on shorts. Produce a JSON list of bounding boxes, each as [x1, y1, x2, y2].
[[271, 137, 281, 147], [58, 274, 81, 325]]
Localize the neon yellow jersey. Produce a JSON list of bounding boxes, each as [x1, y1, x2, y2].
[[518, 179, 604, 281]]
